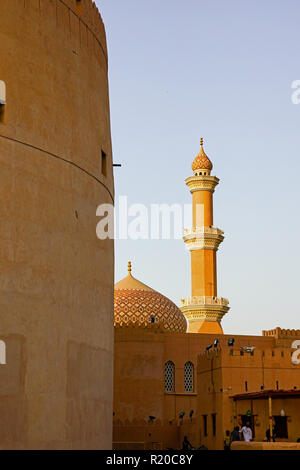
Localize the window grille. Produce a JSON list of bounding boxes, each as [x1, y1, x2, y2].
[[165, 361, 175, 392], [184, 361, 194, 392]]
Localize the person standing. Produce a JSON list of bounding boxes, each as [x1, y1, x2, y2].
[[239, 422, 252, 442], [224, 430, 231, 450], [266, 426, 276, 442], [182, 435, 193, 451], [231, 426, 240, 442]]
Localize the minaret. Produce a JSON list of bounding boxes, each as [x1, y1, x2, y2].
[[180, 138, 230, 334]]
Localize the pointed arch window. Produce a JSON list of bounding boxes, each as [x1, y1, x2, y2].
[[165, 361, 175, 392], [184, 361, 194, 392]]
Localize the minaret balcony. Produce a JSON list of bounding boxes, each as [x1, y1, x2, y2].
[[183, 226, 224, 251], [180, 296, 230, 322], [185, 175, 219, 193]]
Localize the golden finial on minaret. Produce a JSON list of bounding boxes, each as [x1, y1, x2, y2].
[[128, 261, 132, 274], [200, 137, 203, 147]]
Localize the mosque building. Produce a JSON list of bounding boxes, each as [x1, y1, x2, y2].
[[113, 140, 300, 450]]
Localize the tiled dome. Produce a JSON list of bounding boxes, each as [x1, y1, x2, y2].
[[191, 138, 213, 173], [114, 263, 187, 333]]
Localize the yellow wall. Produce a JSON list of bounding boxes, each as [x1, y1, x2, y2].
[[197, 346, 300, 449], [0, 0, 114, 449], [196, 321, 223, 334], [192, 190, 213, 228], [233, 398, 300, 443], [191, 249, 217, 296], [113, 328, 298, 449]]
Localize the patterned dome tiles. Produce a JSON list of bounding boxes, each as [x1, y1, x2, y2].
[[114, 288, 187, 333]]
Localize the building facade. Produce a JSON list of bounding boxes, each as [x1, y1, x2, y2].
[[197, 330, 300, 449], [113, 142, 300, 450], [114, 325, 300, 450], [0, 0, 114, 449]]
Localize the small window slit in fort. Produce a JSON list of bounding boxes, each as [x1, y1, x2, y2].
[[202, 415, 208, 437], [0, 80, 6, 123], [211, 413, 216, 436], [101, 150, 107, 177]]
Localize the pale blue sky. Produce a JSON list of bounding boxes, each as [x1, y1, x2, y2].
[[97, 0, 300, 335]]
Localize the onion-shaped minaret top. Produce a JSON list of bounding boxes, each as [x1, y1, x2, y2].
[[191, 138, 213, 175]]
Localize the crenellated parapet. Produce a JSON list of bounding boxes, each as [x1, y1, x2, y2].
[[263, 327, 300, 338], [197, 346, 300, 372]]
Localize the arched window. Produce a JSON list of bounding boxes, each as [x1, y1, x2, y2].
[[165, 361, 175, 392], [184, 361, 194, 392]]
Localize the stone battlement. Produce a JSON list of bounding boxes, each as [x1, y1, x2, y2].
[[262, 327, 300, 338], [197, 346, 300, 372]]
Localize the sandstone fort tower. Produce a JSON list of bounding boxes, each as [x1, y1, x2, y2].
[[0, 0, 114, 449]]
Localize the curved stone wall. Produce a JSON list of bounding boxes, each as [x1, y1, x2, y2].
[[0, 0, 114, 449]]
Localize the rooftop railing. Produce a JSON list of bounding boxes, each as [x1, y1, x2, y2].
[[180, 296, 229, 307]]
